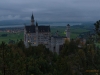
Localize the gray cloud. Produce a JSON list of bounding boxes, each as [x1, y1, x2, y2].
[[0, 0, 100, 22]]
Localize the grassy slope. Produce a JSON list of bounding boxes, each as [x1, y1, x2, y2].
[[51, 26, 90, 39], [0, 32, 23, 43]]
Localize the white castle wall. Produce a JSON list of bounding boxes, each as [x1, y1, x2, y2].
[[36, 27, 38, 46], [50, 37, 66, 54]]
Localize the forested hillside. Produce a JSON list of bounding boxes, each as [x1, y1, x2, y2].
[[0, 21, 99, 75], [0, 38, 100, 75]]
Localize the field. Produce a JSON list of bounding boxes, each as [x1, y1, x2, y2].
[[0, 32, 23, 43], [51, 26, 90, 39], [0, 25, 91, 43]]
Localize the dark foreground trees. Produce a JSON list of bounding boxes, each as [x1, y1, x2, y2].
[[94, 20, 100, 35], [0, 39, 99, 75]]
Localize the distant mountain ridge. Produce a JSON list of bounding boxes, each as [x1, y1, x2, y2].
[[0, 20, 94, 26], [0, 20, 30, 25]]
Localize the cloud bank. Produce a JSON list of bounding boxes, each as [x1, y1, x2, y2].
[[0, 0, 100, 22]]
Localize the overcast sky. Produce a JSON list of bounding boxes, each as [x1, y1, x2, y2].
[[0, 0, 100, 22]]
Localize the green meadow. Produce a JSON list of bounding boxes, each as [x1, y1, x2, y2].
[[0, 25, 91, 43], [0, 32, 23, 43], [51, 26, 90, 39]]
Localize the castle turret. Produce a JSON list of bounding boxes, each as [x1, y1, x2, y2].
[[66, 24, 70, 39], [36, 21, 38, 27], [36, 21, 38, 45], [31, 13, 35, 25]]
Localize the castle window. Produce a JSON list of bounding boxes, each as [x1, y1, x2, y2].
[[25, 35, 26, 41], [28, 34, 30, 37], [34, 37, 36, 40], [34, 42, 36, 44], [53, 46, 56, 52], [28, 40, 30, 42]]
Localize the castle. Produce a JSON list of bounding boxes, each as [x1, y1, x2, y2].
[[24, 14, 70, 54]]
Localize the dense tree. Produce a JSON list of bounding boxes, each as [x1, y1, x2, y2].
[[0, 34, 99, 75], [94, 20, 100, 35]]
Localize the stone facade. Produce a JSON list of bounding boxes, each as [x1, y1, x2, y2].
[[24, 14, 70, 54]]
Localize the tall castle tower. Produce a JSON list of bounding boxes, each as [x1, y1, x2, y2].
[[66, 24, 70, 40], [36, 21, 38, 46], [31, 13, 35, 25]]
